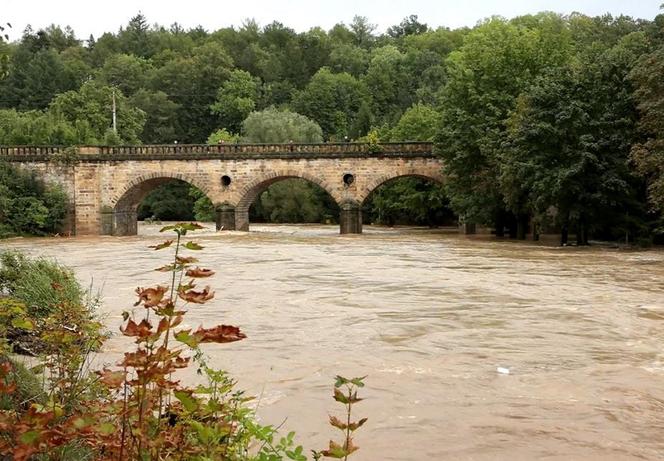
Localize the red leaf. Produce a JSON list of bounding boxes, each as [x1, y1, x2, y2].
[[135, 285, 168, 307], [193, 325, 246, 343], [121, 350, 149, 367], [173, 356, 190, 369], [176, 256, 198, 265], [121, 319, 152, 338], [96, 368, 126, 388], [149, 239, 173, 250], [178, 286, 214, 304], [329, 415, 347, 430], [185, 267, 215, 278], [156, 317, 170, 335]]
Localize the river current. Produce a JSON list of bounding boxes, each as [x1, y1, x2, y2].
[[3, 224, 664, 460]]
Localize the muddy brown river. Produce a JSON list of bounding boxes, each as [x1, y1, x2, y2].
[[3, 224, 664, 460]]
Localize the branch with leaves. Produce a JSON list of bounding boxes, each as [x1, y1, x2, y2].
[[313, 375, 367, 460]]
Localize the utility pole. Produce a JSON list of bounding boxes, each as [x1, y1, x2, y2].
[[112, 88, 117, 134]]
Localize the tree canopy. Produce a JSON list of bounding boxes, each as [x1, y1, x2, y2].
[[0, 11, 663, 240]]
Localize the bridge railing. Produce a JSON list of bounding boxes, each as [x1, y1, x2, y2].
[[0, 142, 434, 160]]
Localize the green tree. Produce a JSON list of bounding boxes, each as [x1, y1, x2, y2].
[[130, 89, 180, 143], [292, 68, 369, 139], [328, 43, 369, 77], [437, 16, 573, 228], [389, 103, 440, 141], [298, 27, 333, 81], [365, 177, 451, 226], [0, 21, 10, 78], [210, 69, 261, 133], [362, 45, 407, 125], [630, 46, 664, 220], [98, 53, 152, 96], [501, 33, 649, 243], [49, 81, 146, 144], [254, 179, 338, 223], [118, 12, 152, 58], [206, 128, 240, 144], [387, 15, 429, 39], [399, 28, 466, 106], [0, 109, 95, 145], [0, 37, 79, 110], [150, 42, 233, 142], [350, 16, 376, 49], [241, 108, 332, 223], [137, 181, 196, 221], [241, 107, 323, 143]]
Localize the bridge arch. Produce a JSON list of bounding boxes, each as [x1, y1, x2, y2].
[[103, 173, 212, 236], [359, 169, 445, 228], [359, 172, 445, 205], [232, 171, 342, 232]]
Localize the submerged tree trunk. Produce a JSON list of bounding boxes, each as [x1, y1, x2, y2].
[[516, 214, 528, 240], [576, 214, 590, 246], [508, 222, 517, 239], [494, 211, 505, 237], [532, 221, 540, 241], [560, 211, 570, 246]]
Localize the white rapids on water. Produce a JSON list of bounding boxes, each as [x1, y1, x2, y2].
[[3, 223, 664, 460]]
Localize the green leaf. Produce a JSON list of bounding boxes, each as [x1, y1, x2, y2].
[[179, 222, 205, 231], [350, 376, 367, 387], [349, 417, 368, 431], [333, 388, 349, 404], [175, 330, 200, 348], [11, 317, 34, 330], [190, 420, 215, 444], [321, 440, 347, 458], [72, 417, 89, 429], [183, 241, 203, 250], [19, 430, 40, 445], [334, 375, 349, 388], [99, 422, 116, 435], [174, 390, 200, 412]]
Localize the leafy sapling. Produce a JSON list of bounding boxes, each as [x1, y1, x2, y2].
[[313, 375, 367, 460]]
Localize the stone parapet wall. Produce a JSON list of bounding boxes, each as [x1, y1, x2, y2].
[[0, 142, 434, 162]]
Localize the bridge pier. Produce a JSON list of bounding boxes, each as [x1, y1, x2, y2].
[[101, 208, 138, 236], [215, 204, 236, 231], [235, 207, 250, 232], [340, 201, 362, 234], [459, 222, 476, 234]]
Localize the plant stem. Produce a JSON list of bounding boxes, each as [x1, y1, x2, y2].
[[345, 386, 352, 461]]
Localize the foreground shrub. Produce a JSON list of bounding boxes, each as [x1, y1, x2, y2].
[[0, 357, 43, 412], [0, 250, 85, 318], [0, 161, 68, 237]]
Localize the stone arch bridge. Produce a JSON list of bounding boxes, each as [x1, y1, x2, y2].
[[1, 142, 443, 235]]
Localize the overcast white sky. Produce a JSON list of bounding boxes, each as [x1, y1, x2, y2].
[[3, 0, 663, 41]]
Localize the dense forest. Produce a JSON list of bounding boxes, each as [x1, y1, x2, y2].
[[0, 10, 663, 242]]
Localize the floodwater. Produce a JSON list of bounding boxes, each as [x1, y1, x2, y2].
[[3, 223, 664, 460]]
